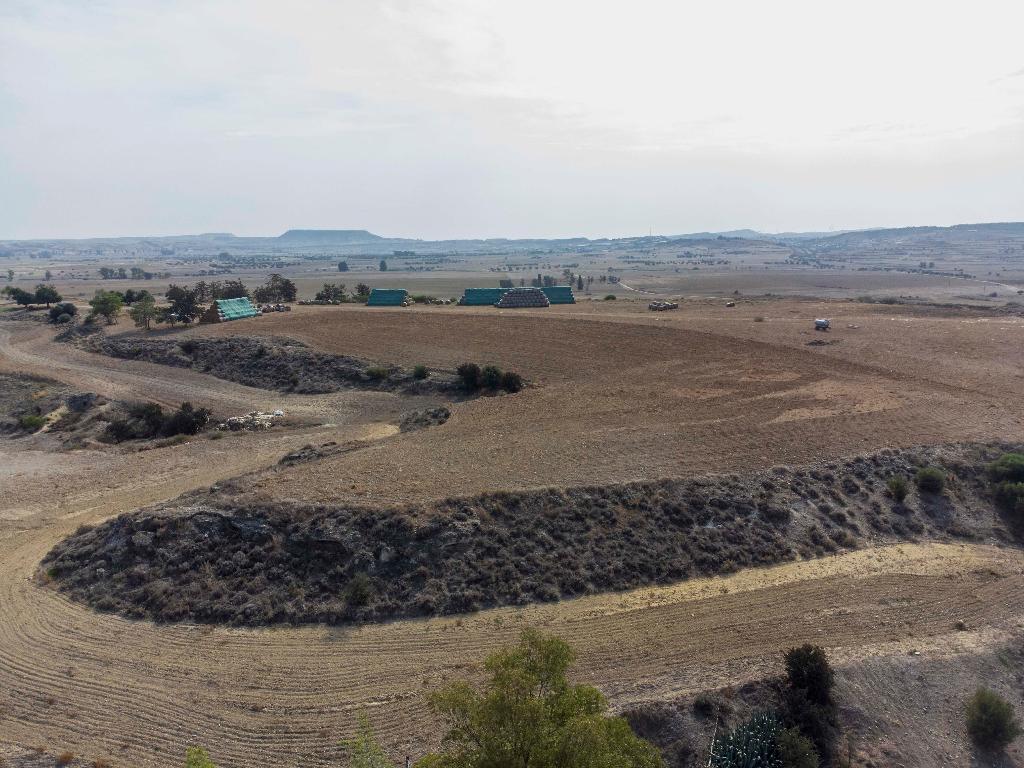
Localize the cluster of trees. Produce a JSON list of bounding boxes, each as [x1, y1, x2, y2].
[[105, 401, 211, 443], [81, 274, 302, 329], [98, 266, 155, 280], [2, 283, 62, 308], [456, 363, 523, 394]]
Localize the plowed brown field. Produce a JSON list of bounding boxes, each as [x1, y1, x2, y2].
[[2, 300, 1024, 767]]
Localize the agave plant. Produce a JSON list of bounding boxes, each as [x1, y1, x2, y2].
[[710, 711, 782, 768]]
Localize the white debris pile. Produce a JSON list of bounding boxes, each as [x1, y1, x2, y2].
[[216, 410, 285, 431]]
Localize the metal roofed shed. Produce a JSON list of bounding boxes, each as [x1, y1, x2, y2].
[[459, 287, 509, 306], [200, 297, 261, 323], [366, 288, 409, 307], [541, 286, 576, 304], [494, 287, 550, 308]]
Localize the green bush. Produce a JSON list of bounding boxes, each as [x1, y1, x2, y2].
[[366, 367, 390, 382], [966, 687, 1021, 751], [988, 453, 1024, 483], [887, 475, 908, 503], [915, 466, 945, 494], [18, 414, 46, 432], [413, 365, 429, 380], [480, 365, 503, 390], [345, 573, 374, 607], [457, 362, 482, 392], [604, 294, 617, 300], [49, 302, 78, 322], [184, 747, 217, 768], [777, 727, 818, 768], [710, 712, 782, 768], [500, 371, 523, 393], [784, 645, 834, 706]]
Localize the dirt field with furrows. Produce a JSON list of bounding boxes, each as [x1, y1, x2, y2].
[[181, 302, 1024, 505], [2, 298, 1024, 767]]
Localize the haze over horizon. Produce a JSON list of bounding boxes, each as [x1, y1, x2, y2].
[[2, 0, 1023, 241]]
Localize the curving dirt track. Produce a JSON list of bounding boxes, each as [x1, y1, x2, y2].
[[2, 304, 1024, 766]]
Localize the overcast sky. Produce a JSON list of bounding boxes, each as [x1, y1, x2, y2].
[[1, 0, 1022, 240]]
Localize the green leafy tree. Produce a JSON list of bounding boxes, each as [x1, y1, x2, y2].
[[315, 283, 347, 303], [253, 273, 297, 303], [5, 286, 35, 307], [184, 746, 217, 768], [128, 294, 160, 330], [33, 284, 61, 307], [45, 270, 52, 280], [379, 259, 388, 271], [416, 629, 664, 768], [6, 268, 13, 281], [89, 290, 124, 324], [342, 713, 397, 768], [165, 285, 203, 324], [356, 283, 371, 296], [338, 260, 349, 272]]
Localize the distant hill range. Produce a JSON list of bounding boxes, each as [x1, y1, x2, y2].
[[277, 229, 383, 244]]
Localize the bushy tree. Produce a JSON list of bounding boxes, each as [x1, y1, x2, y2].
[[338, 260, 349, 272], [379, 259, 388, 271], [416, 629, 664, 768], [315, 282, 346, 303], [4, 286, 35, 307], [967, 687, 1022, 751], [165, 285, 203, 324], [782, 645, 836, 765], [128, 294, 159, 330], [500, 371, 523, 393], [217, 279, 249, 299], [89, 290, 124, 324], [356, 283, 371, 296], [184, 747, 217, 768], [252, 274, 297, 304], [46, 301, 76, 322], [34, 283, 61, 307]]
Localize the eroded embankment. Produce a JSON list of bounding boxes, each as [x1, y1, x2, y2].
[[78, 334, 465, 395], [43, 442, 1021, 627]]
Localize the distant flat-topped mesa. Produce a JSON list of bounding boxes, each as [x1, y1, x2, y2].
[[277, 229, 382, 244]]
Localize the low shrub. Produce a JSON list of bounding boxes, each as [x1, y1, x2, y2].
[[480, 365, 503, 390], [604, 294, 617, 300], [783, 645, 838, 764], [785, 645, 834, 705], [500, 371, 523, 393], [456, 362, 482, 392], [18, 414, 46, 432], [966, 687, 1021, 751], [412, 364, 429, 380], [56, 753, 75, 766], [184, 747, 218, 768], [365, 367, 390, 382], [345, 573, 374, 608], [988, 453, 1024, 484], [55, 313, 73, 324], [777, 727, 818, 768], [915, 466, 945, 494], [49, 302, 78, 322], [887, 475, 908, 503], [105, 401, 210, 442]]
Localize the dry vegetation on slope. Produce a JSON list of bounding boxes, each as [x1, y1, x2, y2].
[[43, 442, 1020, 626]]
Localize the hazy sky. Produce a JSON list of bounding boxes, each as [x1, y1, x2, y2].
[[1, 0, 1022, 240]]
